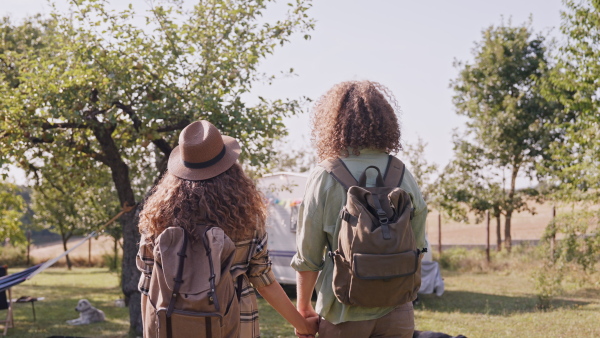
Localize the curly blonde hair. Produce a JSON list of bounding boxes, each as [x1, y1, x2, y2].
[[311, 80, 402, 160], [139, 163, 266, 243]]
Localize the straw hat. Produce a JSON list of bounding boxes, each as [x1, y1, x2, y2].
[[167, 120, 241, 180]]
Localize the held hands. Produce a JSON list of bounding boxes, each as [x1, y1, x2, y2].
[[295, 315, 319, 338], [296, 305, 319, 337]]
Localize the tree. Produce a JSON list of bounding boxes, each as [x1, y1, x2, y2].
[[31, 158, 120, 270], [33, 183, 83, 270], [434, 137, 539, 251], [540, 0, 600, 203], [0, 0, 313, 333], [452, 21, 562, 252], [532, 0, 600, 308], [399, 137, 438, 203], [0, 182, 26, 244]]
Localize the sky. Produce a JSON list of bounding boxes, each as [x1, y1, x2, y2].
[[2, 0, 565, 186]]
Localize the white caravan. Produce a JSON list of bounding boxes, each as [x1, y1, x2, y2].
[[257, 172, 308, 285]]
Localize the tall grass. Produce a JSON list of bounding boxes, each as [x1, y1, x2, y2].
[[0, 245, 28, 267], [434, 244, 546, 273]]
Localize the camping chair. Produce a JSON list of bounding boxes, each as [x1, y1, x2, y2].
[[0, 266, 13, 336]]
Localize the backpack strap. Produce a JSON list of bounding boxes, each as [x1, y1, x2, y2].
[[166, 227, 189, 338], [383, 155, 406, 187], [319, 158, 358, 190], [166, 227, 188, 318], [202, 227, 220, 312]]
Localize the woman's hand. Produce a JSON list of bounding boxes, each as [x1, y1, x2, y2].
[[295, 315, 319, 337]]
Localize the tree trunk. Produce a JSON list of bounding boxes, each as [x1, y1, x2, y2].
[[59, 227, 72, 270], [62, 236, 72, 270], [504, 165, 519, 253], [113, 237, 119, 271], [93, 124, 142, 336], [504, 211, 512, 253], [495, 214, 502, 252], [121, 209, 142, 336]]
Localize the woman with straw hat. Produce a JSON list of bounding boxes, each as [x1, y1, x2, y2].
[[137, 120, 318, 337]]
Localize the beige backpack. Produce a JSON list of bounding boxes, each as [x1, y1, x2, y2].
[[320, 155, 422, 307], [144, 225, 241, 338]]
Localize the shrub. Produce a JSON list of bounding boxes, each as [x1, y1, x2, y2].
[[533, 209, 600, 308], [436, 247, 487, 272], [0, 245, 29, 267], [102, 252, 121, 272]]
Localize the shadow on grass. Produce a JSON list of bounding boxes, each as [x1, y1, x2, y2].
[[416, 290, 591, 316]]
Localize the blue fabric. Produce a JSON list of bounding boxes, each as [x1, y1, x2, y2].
[[0, 264, 43, 292]]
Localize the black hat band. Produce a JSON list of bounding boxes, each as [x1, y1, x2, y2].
[[183, 145, 227, 169]]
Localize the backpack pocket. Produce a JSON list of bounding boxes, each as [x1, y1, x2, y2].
[[220, 287, 241, 337], [157, 308, 222, 338], [346, 250, 421, 307], [352, 250, 419, 279], [332, 253, 352, 305]]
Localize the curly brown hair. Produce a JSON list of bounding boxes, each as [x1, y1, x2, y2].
[[310, 80, 402, 160], [139, 163, 266, 243]]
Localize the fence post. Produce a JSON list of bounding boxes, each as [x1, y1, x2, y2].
[[486, 210, 490, 262], [26, 230, 31, 266], [438, 213, 442, 256], [551, 206, 556, 257]]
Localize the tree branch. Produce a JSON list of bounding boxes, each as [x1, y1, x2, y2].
[[81, 145, 109, 165], [31, 137, 53, 144], [156, 119, 190, 132], [113, 101, 142, 131], [151, 138, 172, 156], [42, 122, 88, 130]]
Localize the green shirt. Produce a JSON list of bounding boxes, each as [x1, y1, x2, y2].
[[290, 149, 428, 324]]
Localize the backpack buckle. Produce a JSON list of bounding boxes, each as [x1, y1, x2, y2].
[[339, 209, 351, 221], [377, 210, 389, 224]]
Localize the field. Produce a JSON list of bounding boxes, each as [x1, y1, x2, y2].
[[426, 203, 558, 246]]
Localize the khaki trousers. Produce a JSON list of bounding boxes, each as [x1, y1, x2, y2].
[[318, 302, 414, 338]]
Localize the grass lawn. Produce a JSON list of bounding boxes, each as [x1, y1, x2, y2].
[[2, 264, 599, 337], [7, 268, 129, 337], [415, 271, 600, 338]]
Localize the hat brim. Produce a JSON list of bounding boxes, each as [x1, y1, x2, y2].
[[167, 135, 241, 181]]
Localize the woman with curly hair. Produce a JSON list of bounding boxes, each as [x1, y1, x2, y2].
[[292, 80, 429, 338], [137, 120, 318, 338]]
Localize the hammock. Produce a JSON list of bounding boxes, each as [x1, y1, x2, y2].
[[0, 265, 42, 293], [0, 232, 97, 292], [0, 204, 135, 291]]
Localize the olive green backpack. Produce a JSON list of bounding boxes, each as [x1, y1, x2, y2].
[[320, 155, 422, 307]]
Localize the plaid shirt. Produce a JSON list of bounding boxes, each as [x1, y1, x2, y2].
[[137, 229, 277, 338]]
